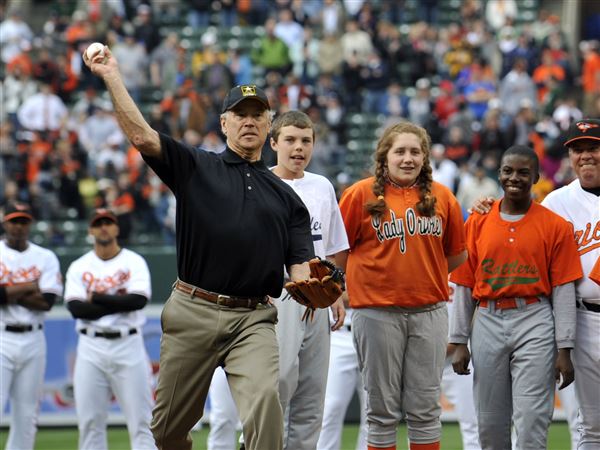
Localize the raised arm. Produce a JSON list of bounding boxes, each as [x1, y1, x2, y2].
[[82, 45, 161, 158]]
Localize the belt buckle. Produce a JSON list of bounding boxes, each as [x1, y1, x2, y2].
[[217, 294, 231, 305]]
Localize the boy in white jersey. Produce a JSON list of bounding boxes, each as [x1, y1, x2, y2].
[[64, 208, 156, 450], [208, 111, 349, 450], [0, 202, 63, 450]]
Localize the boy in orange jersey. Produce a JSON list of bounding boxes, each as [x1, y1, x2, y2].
[[449, 145, 583, 450], [338, 122, 467, 450]]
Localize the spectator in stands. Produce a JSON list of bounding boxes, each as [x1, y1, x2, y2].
[[580, 40, 600, 116], [64, 10, 94, 46], [251, 17, 291, 76], [317, 32, 344, 77], [512, 99, 538, 146], [485, 0, 517, 31], [228, 48, 254, 86], [274, 8, 304, 49], [431, 143, 459, 192], [320, 0, 345, 37], [478, 109, 512, 170], [499, 58, 537, 118], [463, 65, 497, 122], [532, 49, 565, 105], [77, 102, 125, 176], [341, 53, 364, 113], [341, 19, 374, 66], [361, 51, 391, 114], [111, 32, 148, 103], [187, 0, 212, 27], [455, 162, 501, 212], [444, 125, 472, 167], [133, 3, 161, 55], [71, 87, 105, 120], [2, 64, 38, 130], [150, 32, 180, 93], [0, 7, 33, 64], [17, 81, 68, 135], [407, 78, 433, 127], [434, 80, 459, 127], [295, 26, 320, 83]]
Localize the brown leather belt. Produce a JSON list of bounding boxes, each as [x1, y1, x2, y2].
[[174, 280, 267, 309], [478, 297, 539, 310]]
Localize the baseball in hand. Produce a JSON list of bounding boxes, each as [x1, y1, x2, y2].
[[86, 42, 105, 60]]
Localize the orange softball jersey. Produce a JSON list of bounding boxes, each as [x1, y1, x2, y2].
[[339, 178, 466, 308], [450, 201, 583, 300]]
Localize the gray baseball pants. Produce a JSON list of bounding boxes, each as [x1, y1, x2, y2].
[[352, 303, 448, 447], [275, 291, 330, 450], [471, 299, 556, 450]]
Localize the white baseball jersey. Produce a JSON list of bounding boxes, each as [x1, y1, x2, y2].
[[543, 179, 600, 300], [64, 248, 151, 330], [0, 240, 63, 326], [280, 171, 349, 259]]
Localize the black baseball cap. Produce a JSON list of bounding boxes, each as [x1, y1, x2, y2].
[[222, 85, 270, 113], [2, 202, 33, 222], [89, 208, 117, 226], [564, 119, 600, 147]]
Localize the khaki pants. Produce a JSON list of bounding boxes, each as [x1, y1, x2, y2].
[[151, 287, 283, 450]]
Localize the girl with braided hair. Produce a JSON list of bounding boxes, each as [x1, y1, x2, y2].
[[338, 121, 467, 450]]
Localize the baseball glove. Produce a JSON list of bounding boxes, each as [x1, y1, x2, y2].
[[284, 257, 345, 321]]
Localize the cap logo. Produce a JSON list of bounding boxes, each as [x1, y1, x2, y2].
[[241, 85, 257, 96], [576, 121, 600, 132]]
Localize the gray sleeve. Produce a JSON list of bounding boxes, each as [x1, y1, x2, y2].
[[552, 282, 577, 349], [449, 285, 476, 344]]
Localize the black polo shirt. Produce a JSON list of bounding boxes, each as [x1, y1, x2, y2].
[[143, 133, 314, 297]]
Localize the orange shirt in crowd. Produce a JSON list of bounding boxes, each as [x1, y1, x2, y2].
[[450, 201, 582, 301], [590, 258, 600, 286], [582, 51, 600, 94], [339, 178, 466, 309]]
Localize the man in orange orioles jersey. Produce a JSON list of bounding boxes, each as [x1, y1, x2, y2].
[[338, 121, 467, 450], [449, 145, 583, 450]]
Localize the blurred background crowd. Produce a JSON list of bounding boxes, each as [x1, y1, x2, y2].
[[1, 0, 599, 247]]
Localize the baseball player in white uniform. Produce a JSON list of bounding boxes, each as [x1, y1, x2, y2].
[[64, 209, 156, 450], [443, 282, 480, 450], [317, 307, 368, 450], [207, 111, 348, 450], [0, 202, 62, 450], [542, 119, 600, 450]]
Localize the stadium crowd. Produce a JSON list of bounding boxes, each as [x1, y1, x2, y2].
[[1, 0, 600, 245]]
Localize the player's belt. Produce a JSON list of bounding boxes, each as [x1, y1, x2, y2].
[[477, 297, 539, 310], [80, 328, 138, 339], [576, 300, 600, 313], [174, 280, 268, 309], [3, 323, 43, 332]]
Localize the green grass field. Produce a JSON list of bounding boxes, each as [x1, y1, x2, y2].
[[1, 422, 572, 449]]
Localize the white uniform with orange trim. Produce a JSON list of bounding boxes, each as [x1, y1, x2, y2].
[[543, 180, 600, 450], [0, 239, 63, 450], [443, 282, 480, 450], [64, 249, 156, 450]]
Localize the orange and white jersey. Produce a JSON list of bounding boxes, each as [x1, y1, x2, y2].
[[340, 178, 466, 308], [543, 179, 600, 300], [64, 248, 151, 330], [590, 257, 600, 286], [450, 201, 582, 300], [0, 240, 63, 326]]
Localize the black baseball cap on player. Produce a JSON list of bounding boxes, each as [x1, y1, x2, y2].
[[564, 119, 600, 147], [221, 85, 270, 113], [89, 208, 117, 226], [2, 202, 33, 222]]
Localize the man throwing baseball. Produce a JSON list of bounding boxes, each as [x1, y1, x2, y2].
[[0, 202, 63, 450], [83, 45, 315, 450]]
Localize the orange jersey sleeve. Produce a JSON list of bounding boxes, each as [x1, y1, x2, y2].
[[450, 201, 583, 300], [590, 257, 600, 286], [339, 178, 466, 308]]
